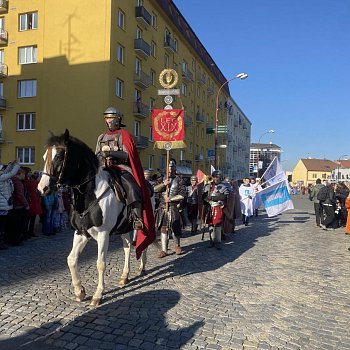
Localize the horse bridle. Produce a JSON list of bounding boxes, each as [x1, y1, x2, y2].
[[43, 144, 95, 193]]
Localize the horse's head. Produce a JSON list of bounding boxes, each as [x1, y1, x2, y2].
[[38, 129, 99, 196], [38, 129, 70, 195]]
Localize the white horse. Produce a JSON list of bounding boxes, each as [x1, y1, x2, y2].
[[37, 130, 151, 306]]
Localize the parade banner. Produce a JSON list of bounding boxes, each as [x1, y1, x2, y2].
[[257, 179, 294, 217], [152, 109, 186, 149], [261, 157, 285, 185]]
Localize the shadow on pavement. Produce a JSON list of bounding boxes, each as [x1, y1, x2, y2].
[[0, 289, 203, 350]]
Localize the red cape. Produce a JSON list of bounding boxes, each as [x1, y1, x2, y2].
[[111, 129, 156, 259]]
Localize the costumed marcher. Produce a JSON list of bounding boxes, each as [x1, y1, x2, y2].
[[239, 177, 254, 226], [186, 175, 199, 235], [144, 169, 155, 212], [154, 159, 186, 258], [95, 106, 155, 257], [202, 170, 229, 249], [251, 177, 263, 217], [222, 177, 235, 237]]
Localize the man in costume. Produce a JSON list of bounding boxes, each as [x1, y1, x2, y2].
[[95, 107, 155, 257], [154, 159, 186, 258], [202, 170, 229, 249], [186, 175, 199, 235], [239, 177, 254, 226]]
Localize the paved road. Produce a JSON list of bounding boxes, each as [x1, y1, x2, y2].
[[0, 195, 350, 350]]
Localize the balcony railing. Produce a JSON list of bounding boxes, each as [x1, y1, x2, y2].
[[133, 101, 149, 119], [135, 6, 151, 27], [197, 74, 206, 85], [0, 96, 6, 109], [0, 64, 8, 77], [0, 0, 8, 13], [195, 154, 204, 161], [164, 36, 177, 53], [134, 70, 151, 89], [195, 112, 205, 123], [181, 67, 193, 82], [0, 29, 8, 45], [133, 135, 149, 149], [134, 38, 151, 58]]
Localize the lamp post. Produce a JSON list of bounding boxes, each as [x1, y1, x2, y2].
[[214, 72, 248, 170], [256, 129, 274, 178], [337, 154, 348, 182]]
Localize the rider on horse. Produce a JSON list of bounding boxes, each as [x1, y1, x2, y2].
[[95, 107, 145, 238]]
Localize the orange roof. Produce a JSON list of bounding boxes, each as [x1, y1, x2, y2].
[[301, 159, 338, 171], [337, 159, 350, 168]]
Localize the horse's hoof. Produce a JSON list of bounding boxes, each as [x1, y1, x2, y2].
[[75, 287, 86, 302], [138, 269, 146, 277], [118, 277, 129, 287], [90, 298, 101, 307]]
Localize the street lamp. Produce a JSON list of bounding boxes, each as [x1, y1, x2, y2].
[[256, 129, 275, 178], [214, 72, 248, 169], [337, 154, 348, 182]]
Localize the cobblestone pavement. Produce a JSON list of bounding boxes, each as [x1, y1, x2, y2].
[[0, 195, 350, 350]]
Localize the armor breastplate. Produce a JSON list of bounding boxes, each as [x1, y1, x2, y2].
[[99, 132, 123, 152], [187, 185, 198, 204]]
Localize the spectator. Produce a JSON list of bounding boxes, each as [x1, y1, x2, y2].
[[6, 167, 29, 245], [319, 183, 337, 231], [309, 178, 324, 227], [42, 191, 56, 236], [0, 161, 20, 249]]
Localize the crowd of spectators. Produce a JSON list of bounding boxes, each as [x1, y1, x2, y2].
[[0, 161, 71, 250]]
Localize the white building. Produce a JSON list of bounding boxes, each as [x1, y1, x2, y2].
[[224, 97, 252, 181]]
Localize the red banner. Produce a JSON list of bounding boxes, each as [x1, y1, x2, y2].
[[152, 109, 184, 142]]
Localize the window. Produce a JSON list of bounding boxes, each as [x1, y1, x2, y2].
[[160, 155, 166, 171], [148, 155, 154, 170], [19, 46, 37, 64], [136, 26, 142, 39], [0, 49, 4, 64], [0, 82, 3, 97], [116, 44, 124, 64], [181, 83, 187, 96], [150, 69, 156, 85], [0, 115, 3, 139], [135, 58, 142, 74], [134, 121, 140, 137], [117, 9, 125, 29], [136, 0, 143, 5], [312, 173, 317, 179], [151, 41, 157, 57], [19, 12, 38, 31], [149, 97, 155, 111], [17, 147, 35, 164], [164, 54, 169, 68], [18, 80, 37, 98], [151, 12, 157, 29], [180, 150, 185, 161], [17, 113, 36, 131], [115, 78, 124, 98], [173, 38, 178, 51], [149, 126, 153, 141]]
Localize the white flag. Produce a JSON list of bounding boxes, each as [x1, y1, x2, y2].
[[257, 180, 294, 217], [266, 171, 287, 186], [261, 157, 284, 183], [210, 165, 216, 175]]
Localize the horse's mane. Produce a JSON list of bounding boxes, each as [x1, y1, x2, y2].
[[47, 133, 98, 169]]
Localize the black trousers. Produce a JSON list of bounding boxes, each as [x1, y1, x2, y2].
[[321, 204, 335, 228]]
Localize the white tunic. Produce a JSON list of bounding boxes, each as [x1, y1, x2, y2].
[[239, 184, 254, 217]]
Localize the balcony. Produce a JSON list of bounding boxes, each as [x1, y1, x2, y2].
[[0, 29, 8, 46], [133, 135, 149, 149], [206, 124, 214, 134], [182, 67, 193, 82], [207, 84, 214, 95], [0, 96, 6, 109], [0, 0, 8, 13], [184, 114, 193, 126], [134, 70, 151, 89], [133, 101, 149, 119], [195, 112, 205, 123], [164, 36, 177, 53], [135, 6, 151, 27], [195, 153, 204, 162], [0, 64, 8, 77], [134, 38, 151, 58], [197, 74, 206, 85]]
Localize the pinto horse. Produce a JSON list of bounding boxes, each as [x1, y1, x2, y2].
[[37, 130, 149, 306]]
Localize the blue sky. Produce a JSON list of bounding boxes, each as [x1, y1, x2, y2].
[[173, 0, 350, 171]]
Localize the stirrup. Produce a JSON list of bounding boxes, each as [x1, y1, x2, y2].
[[133, 218, 144, 230]]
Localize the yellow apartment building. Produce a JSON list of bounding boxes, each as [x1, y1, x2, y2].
[[0, 0, 232, 176], [292, 158, 337, 185]]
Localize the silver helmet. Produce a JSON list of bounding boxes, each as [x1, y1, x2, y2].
[[103, 106, 125, 127]]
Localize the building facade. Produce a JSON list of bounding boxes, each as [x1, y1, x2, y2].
[[292, 158, 337, 185], [249, 143, 282, 178], [0, 0, 248, 176], [224, 97, 251, 180]]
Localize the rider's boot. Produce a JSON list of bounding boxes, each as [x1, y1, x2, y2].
[[131, 203, 143, 246]]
